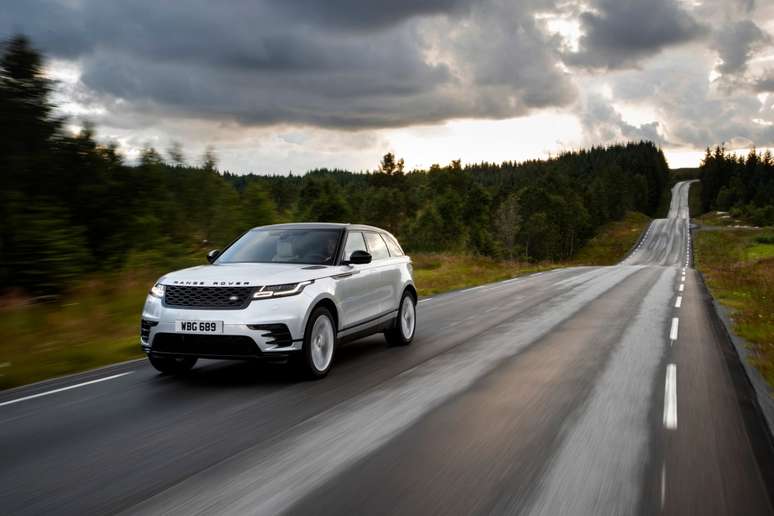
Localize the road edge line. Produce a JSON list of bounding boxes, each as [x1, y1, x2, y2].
[[0, 358, 146, 401], [694, 268, 774, 506]]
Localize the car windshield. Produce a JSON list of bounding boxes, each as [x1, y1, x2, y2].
[[216, 229, 341, 265]]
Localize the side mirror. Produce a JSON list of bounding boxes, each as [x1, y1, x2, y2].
[[346, 250, 372, 265], [206, 249, 221, 264]]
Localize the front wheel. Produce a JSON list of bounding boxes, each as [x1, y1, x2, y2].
[[148, 354, 197, 374], [298, 307, 337, 379], [385, 291, 416, 346]]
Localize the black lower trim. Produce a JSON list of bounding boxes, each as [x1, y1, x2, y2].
[[340, 309, 398, 333], [151, 333, 260, 358], [246, 323, 294, 348], [140, 319, 158, 341], [338, 310, 398, 344]]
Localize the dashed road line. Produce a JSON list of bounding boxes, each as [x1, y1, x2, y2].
[[663, 364, 678, 430], [675, 296, 682, 308], [669, 317, 679, 341]]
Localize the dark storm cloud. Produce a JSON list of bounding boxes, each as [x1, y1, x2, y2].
[[737, 0, 756, 14], [565, 0, 706, 69], [580, 94, 664, 145], [265, 0, 480, 29], [754, 71, 774, 92], [0, 0, 577, 129], [712, 20, 769, 75]]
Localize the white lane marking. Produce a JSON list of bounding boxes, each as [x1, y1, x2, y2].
[[418, 298, 432, 304], [669, 317, 679, 341], [664, 364, 678, 430], [0, 372, 133, 408], [675, 296, 682, 308], [484, 306, 499, 313], [678, 283, 684, 292]]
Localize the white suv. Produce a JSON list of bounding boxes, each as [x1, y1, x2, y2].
[[140, 223, 417, 378]]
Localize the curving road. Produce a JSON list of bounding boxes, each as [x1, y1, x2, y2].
[[1, 181, 772, 515]]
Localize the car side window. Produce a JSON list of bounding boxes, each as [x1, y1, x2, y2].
[[342, 231, 367, 261], [384, 234, 404, 256], [364, 231, 390, 261]]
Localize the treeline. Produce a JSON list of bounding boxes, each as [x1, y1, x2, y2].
[[231, 141, 669, 262], [699, 147, 774, 225], [0, 35, 670, 295]]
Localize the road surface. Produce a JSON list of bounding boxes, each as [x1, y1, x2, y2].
[[1, 181, 772, 515]]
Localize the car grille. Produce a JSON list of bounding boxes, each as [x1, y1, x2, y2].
[[164, 286, 255, 309], [151, 333, 260, 357], [248, 324, 293, 347]]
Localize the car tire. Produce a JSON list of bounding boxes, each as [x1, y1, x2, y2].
[[385, 290, 416, 346], [298, 306, 337, 379], [148, 354, 197, 374]]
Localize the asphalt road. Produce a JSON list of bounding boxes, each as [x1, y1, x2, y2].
[[1, 181, 772, 515]]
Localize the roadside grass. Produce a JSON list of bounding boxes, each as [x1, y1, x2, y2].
[[693, 220, 774, 389], [697, 210, 763, 228], [0, 273, 156, 390], [570, 211, 651, 266], [412, 210, 651, 296], [412, 254, 555, 297], [0, 211, 650, 390]]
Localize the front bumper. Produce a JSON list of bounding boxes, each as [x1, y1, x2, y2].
[[140, 291, 311, 358]]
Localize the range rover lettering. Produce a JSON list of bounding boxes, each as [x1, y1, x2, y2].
[[140, 223, 417, 378]]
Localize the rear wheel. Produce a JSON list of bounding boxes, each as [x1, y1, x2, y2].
[[148, 354, 197, 374], [385, 290, 416, 346], [298, 307, 337, 379]]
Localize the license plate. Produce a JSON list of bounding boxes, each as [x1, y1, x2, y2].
[[175, 321, 223, 333]]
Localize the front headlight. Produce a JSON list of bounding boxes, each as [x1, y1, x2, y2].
[[253, 280, 313, 299], [149, 282, 165, 298]]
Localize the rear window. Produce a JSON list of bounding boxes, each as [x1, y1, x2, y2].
[[384, 234, 404, 256], [364, 232, 389, 260]]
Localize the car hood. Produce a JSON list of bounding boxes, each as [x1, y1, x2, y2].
[[160, 262, 342, 287]]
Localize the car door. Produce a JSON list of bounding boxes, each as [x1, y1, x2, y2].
[[335, 231, 381, 330], [363, 231, 396, 316]]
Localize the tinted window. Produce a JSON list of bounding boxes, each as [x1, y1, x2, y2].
[[342, 231, 367, 261], [216, 229, 341, 265], [384, 234, 404, 256], [364, 232, 389, 260]]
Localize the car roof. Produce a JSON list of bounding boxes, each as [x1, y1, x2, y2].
[[251, 222, 389, 233]]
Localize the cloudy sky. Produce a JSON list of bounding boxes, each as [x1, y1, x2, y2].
[[3, 0, 774, 173]]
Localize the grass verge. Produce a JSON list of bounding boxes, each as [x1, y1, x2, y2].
[[0, 272, 157, 390], [571, 211, 651, 266], [0, 212, 651, 389], [412, 255, 555, 297], [693, 218, 774, 389]]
